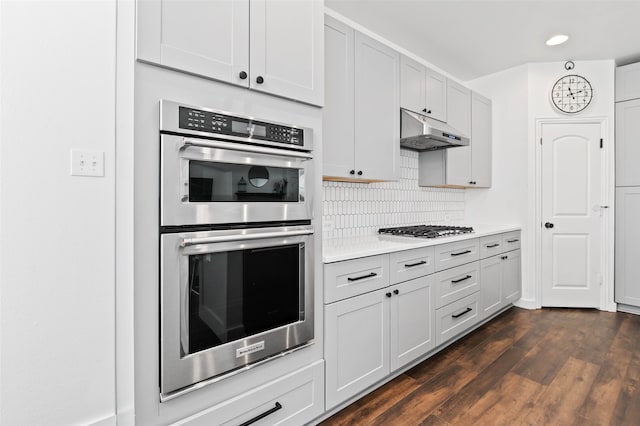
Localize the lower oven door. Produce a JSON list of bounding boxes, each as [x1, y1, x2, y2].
[[161, 134, 313, 227], [160, 224, 314, 399]]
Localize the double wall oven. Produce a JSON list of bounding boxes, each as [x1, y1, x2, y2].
[[159, 100, 315, 400]]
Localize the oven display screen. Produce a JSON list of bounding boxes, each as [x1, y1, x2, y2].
[[232, 121, 266, 137]]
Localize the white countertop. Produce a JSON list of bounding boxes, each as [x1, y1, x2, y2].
[[322, 224, 522, 263]]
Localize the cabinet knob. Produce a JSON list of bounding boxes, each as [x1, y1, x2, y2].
[[357, 170, 363, 176], [386, 292, 392, 298], [427, 109, 432, 114], [239, 71, 248, 80], [256, 76, 264, 84], [393, 289, 399, 295], [349, 170, 355, 175], [422, 108, 427, 113]]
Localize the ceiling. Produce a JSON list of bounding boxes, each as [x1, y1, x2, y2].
[[325, 0, 640, 81]]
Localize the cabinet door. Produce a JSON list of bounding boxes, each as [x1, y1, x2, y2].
[[249, 0, 324, 105], [615, 188, 640, 306], [137, 0, 250, 87], [354, 32, 400, 181], [425, 68, 447, 122], [445, 80, 472, 186], [471, 92, 492, 187], [502, 249, 521, 304], [615, 99, 640, 186], [480, 255, 502, 318], [390, 276, 435, 371], [325, 289, 390, 410], [400, 55, 427, 114], [323, 16, 355, 179], [616, 62, 640, 102]]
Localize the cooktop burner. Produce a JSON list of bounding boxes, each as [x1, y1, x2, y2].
[[378, 225, 474, 239]]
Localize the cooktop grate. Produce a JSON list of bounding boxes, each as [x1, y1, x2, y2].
[[378, 225, 474, 239]]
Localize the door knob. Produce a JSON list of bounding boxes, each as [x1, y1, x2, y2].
[[544, 222, 554, 229]]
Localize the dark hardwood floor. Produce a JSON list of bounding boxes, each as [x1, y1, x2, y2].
[[320, 307, 640, 426]]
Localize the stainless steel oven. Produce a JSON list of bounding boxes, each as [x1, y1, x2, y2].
[[160, 224, 314, 399], [159, 100, 315, 400], [160, 100, 313, 227]]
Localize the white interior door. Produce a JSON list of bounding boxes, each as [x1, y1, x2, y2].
[[541, 121, 602, 307]]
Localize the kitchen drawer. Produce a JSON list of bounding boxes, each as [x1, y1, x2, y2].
[[502, 231, 521, 251], [434, 238, 479, 271], [434, 261, 480, 308], [173, 360, 324, 426], [324, 254, 389, 304], [435, 292, 481, 346], [389, 246, 435, 284], [479, 234, 503, 259]]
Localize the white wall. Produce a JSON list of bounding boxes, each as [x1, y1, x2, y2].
[[0, 2, 117, 425], [466, 60, 615, 309]]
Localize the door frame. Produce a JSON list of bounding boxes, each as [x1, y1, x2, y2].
[[534, 117, 615, 311]]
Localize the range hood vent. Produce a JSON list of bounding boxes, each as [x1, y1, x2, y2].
[[400, 108, 469, 151]]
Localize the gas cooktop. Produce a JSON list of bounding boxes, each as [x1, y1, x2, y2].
[[378, 225, 474, 239]]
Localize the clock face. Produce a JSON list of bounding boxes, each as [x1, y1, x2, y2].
[[551, 74, 593, 114]]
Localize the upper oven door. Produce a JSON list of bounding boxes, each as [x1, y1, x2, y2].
[[161, 134, 313, 227]]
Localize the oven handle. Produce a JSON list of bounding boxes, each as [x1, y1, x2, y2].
[[180, 229, 314, 247], [180, 138, 313, 160]]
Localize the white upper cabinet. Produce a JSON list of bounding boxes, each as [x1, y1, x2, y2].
[[616, 98, 640, 186], [249, 0, 324, 105], [323, 15, 355, 178], [137, 0, 249, 84], [323, 17, 399, 181], [136, 0, 323, 106], [444, 80, 472, 186], [470, 92, 492, 187], [400, 55, 447, 122], [425, 68, 448, 122], [354, 32, 400, 181], [616, 62, 640, 102]]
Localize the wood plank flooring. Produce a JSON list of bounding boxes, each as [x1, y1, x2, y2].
[[319, 307, 640, 426]]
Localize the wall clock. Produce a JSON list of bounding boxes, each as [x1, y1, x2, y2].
[[551, 74, 593, 114]]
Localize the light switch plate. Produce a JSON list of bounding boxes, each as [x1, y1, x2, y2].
[[71, 150, 104, 177]]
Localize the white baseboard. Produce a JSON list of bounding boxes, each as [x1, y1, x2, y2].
[[617, 303, 640, 315], [89, 414, 117, 426], [513, 298, 538, 310]]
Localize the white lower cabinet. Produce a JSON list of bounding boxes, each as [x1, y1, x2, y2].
[[390, 276, 436, 371], [323, 231, 521, 412], [503, 250, 522, 303], [435, 292, 481, 346], [325, 275, 434, 410], [480, 249, 522, 318], [173, 360, 324, 426], [325, 288, 390, 410]]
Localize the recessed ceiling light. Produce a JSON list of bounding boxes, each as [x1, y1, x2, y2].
[[546, 34, 569, 46]]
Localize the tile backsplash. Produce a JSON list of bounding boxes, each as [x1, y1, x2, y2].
[[322, 150, 465, 239]]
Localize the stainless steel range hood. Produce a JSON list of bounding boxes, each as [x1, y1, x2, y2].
[[400, 108, 469, 151]]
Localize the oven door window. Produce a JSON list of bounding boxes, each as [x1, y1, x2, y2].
[[188, 161, 301, 203], [185, 243, 303, 356]]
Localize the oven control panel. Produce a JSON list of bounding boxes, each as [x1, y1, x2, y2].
[[178, 106, 304, 146]]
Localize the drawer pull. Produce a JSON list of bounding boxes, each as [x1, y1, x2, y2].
[[451, 275, 472, 284], [486, 243, 500, 248], [404, 260, 427, 268], [451, 307, 473, 319], [239, 402, 282, 426], [450, 250, 471, 257], [347, 272, 377, 282], [507, 239, 519, 243]]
